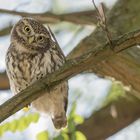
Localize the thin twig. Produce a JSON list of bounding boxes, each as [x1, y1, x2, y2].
[[92, 0, 113, 48]]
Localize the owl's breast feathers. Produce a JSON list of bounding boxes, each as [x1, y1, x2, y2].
[[6, 43, 65, 94]]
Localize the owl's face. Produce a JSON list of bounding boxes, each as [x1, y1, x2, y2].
[[11, 18, 52, 52]]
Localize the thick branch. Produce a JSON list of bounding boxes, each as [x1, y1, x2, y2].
[[0, 72, 9, 90], [0, 29, 140, 123]]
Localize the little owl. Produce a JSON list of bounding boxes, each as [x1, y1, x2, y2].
[[5, 17, 68, 129]]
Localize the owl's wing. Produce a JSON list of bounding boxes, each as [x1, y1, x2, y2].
[[47, 26, 66, 59]]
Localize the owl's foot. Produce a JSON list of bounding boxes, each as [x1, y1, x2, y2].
[[23, 105, 30, 112], [52, 114, 67, 129]]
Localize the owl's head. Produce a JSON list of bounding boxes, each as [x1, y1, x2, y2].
[[11, 17, 53, 52]]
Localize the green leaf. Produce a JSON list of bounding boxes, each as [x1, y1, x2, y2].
[[8, 120, 18, 132], [68, 120, 75, 132], [74, 115, 84, 125], [75, 131, 87, 140], [54, 135, 64, 140], [0, 122, 10, 136], [69, 102, 77, 117], [29, 113, 40, 123], [62, 127, 68, 133], [0, 113, 40, 137], [103, 82, 125, 106], [61, 133, 69, 140], [17, 117, 28, 131], [36, 131, 49, 140]]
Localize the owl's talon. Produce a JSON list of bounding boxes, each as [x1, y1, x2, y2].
[[23, 106, 30, 112]]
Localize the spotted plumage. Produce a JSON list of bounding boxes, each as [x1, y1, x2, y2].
[[5, 17, 68, 129]]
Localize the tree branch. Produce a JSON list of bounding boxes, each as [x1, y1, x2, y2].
[[0, 26, 13, 36], [0, 28, 140, 123], [0, 8, 97, 25], [0, 72, 9, 90]]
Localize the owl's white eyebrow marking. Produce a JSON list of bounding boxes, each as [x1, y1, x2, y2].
[[22, 20, 35, 33], [16, 26, 27, 41]]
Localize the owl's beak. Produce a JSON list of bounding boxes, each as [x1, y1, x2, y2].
[[28, 36, 34, 44]]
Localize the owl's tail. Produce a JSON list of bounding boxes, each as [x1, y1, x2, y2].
[[52, 113, 67, 129]]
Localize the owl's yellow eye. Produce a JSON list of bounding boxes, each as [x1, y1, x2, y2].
[[24, 26, 30, 32], [38, 36, 44, 42]]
